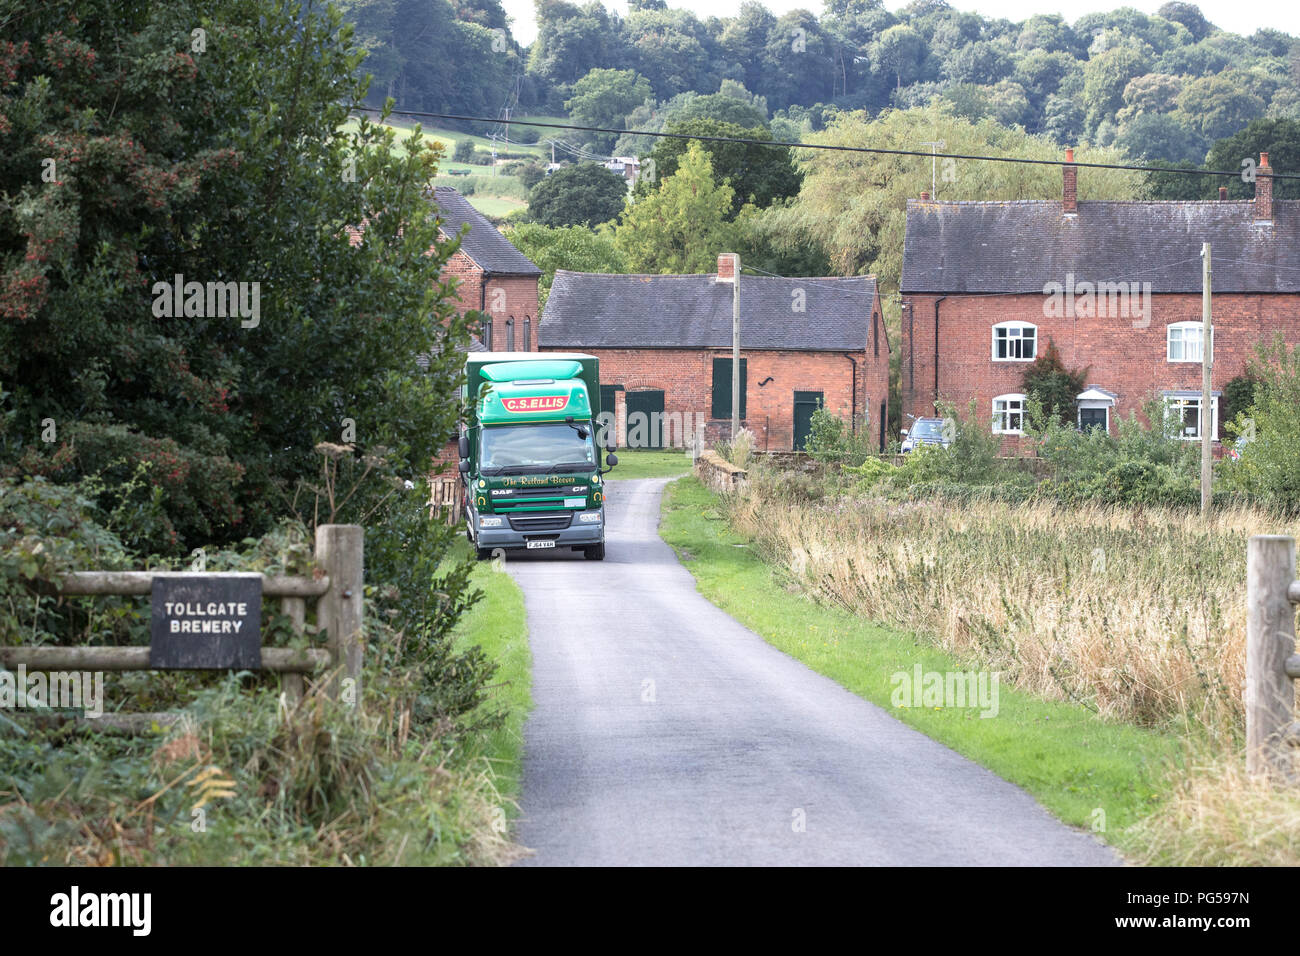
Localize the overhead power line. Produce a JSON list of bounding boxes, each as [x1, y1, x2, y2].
[[363, 108, 1300, 182]]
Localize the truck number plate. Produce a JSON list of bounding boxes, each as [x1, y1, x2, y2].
[[526, 540, 556, 549]]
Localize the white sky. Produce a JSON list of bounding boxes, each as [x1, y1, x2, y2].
[[502, 0, 1300, 47]]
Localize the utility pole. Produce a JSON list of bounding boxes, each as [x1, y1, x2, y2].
[[1201, 242, 1213, 516], [920, 140, 945, 197], [732, 254, 741, 440]]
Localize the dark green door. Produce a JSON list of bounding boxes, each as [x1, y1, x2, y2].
[[599, 385, 617, 422], [793, 391, 823, 451], [626, 390, 664, 449]]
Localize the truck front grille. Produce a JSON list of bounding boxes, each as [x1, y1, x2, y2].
[[508, 512, 573, 533]]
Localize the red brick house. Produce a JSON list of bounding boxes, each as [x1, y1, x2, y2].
[[432, 187, 541, 352], [539, 254, 890, 451], [900, 152, 1300, 447], [348, 186, 541, 352]]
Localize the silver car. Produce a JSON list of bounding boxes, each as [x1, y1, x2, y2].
[[901, 417, 951, 453]]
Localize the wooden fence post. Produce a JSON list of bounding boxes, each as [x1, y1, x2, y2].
[[280, 596, 305, 706], [316, 524, 364, 707], [1246, 534, 1298, 778]]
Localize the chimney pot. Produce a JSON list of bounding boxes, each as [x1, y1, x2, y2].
[[1260, 152, 1270, 167], [920, 191, 930, 201], [1219, 186, 1228, 200]]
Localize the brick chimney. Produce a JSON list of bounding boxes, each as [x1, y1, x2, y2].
[[1219, 186, 1228, 200], [717, 252, 738, 283], [1062, 147, 1077, 215], [1255, 152, 1273, 221]]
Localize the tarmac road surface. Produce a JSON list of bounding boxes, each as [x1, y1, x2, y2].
[[508, 476, 1118, 867]]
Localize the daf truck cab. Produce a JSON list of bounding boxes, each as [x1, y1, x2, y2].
[[459, 352, 617, 561]]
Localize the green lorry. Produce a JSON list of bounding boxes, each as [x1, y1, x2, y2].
[[458, 352, 618, 561]]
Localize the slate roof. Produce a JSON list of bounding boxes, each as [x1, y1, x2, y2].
[[433, 187, 540, 276], [901, 199, 1300, 294], [540, 271, 878, 351]]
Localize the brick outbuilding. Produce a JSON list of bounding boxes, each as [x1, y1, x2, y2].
[[347, 186, 541, 352], [900, 152, 1300, 448], [432, 186, 541, 352], [539, 255, 890, 451]]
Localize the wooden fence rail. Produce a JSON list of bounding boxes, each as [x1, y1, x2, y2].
[[1246, 534, 1300, 778], [1, 523, 363, 727]]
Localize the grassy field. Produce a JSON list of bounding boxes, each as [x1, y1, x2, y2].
[[456, 194, 527, 218], [341, 113, 560, 217], [659, 475, 1184, 854], [606, 449, 694, 481]]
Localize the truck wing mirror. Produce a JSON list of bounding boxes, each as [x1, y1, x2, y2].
[[458, 433, 469, 459], [606, 453, 619, 467], [458, 458, 469, 474]]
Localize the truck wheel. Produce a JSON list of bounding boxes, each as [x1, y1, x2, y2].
[[584, 542, 605, 561], [475, 547, 493, 561]]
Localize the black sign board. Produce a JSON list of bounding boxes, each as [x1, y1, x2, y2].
[[150, 574, 262, 669]]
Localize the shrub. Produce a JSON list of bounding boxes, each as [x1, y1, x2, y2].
[[1022, 340, 1089, 426], [453, 139, 475, 163], [1225, 338, 1300, 509], [517, 162, 547, 191], [804, 407, 876, 466]]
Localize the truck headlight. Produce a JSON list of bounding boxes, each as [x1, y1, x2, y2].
[[479, 516, 503, 528], [578, 511, 602, 523]]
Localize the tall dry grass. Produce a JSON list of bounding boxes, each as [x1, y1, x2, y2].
[[731, 471, 1298, 732], [727, 467, 1300, 862]]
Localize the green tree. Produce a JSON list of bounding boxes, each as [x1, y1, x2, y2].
[[1082, 43, 1153, 131], [2, 0, 470, 553], [565, 68, 653, 152], [872, 24, 928, 90], [528, 163, 629, 227], [1177, 72, 1267, 142], [945, 40, 1012, 85], [1116, 73, 1184, 122], [615, 144, 737, 273], [638, 118, 801, 216], [1205, 118, 1300, 198], [1016, 14, 1076, 54], [504, 223, 626, 308], [721, 2, 779, 98], [528, 0, 623, 94], [1116, 112, 1205, 163], [762, 10, 835, 110], [1157, 2, 1214, 43], [1022, 340, 1089, 427], [340, 0, 520, 119], [621, 7, 717, 99]]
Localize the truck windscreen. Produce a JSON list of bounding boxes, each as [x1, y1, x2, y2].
[[480, 423, 597, 474]]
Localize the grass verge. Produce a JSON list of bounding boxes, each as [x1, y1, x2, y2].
[[659, 475, 1181, 853], [450, 539, 531, 810], [607, 449, 694, 481]]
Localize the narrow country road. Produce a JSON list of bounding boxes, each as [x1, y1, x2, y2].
[[509, 477, 1118, 866]]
